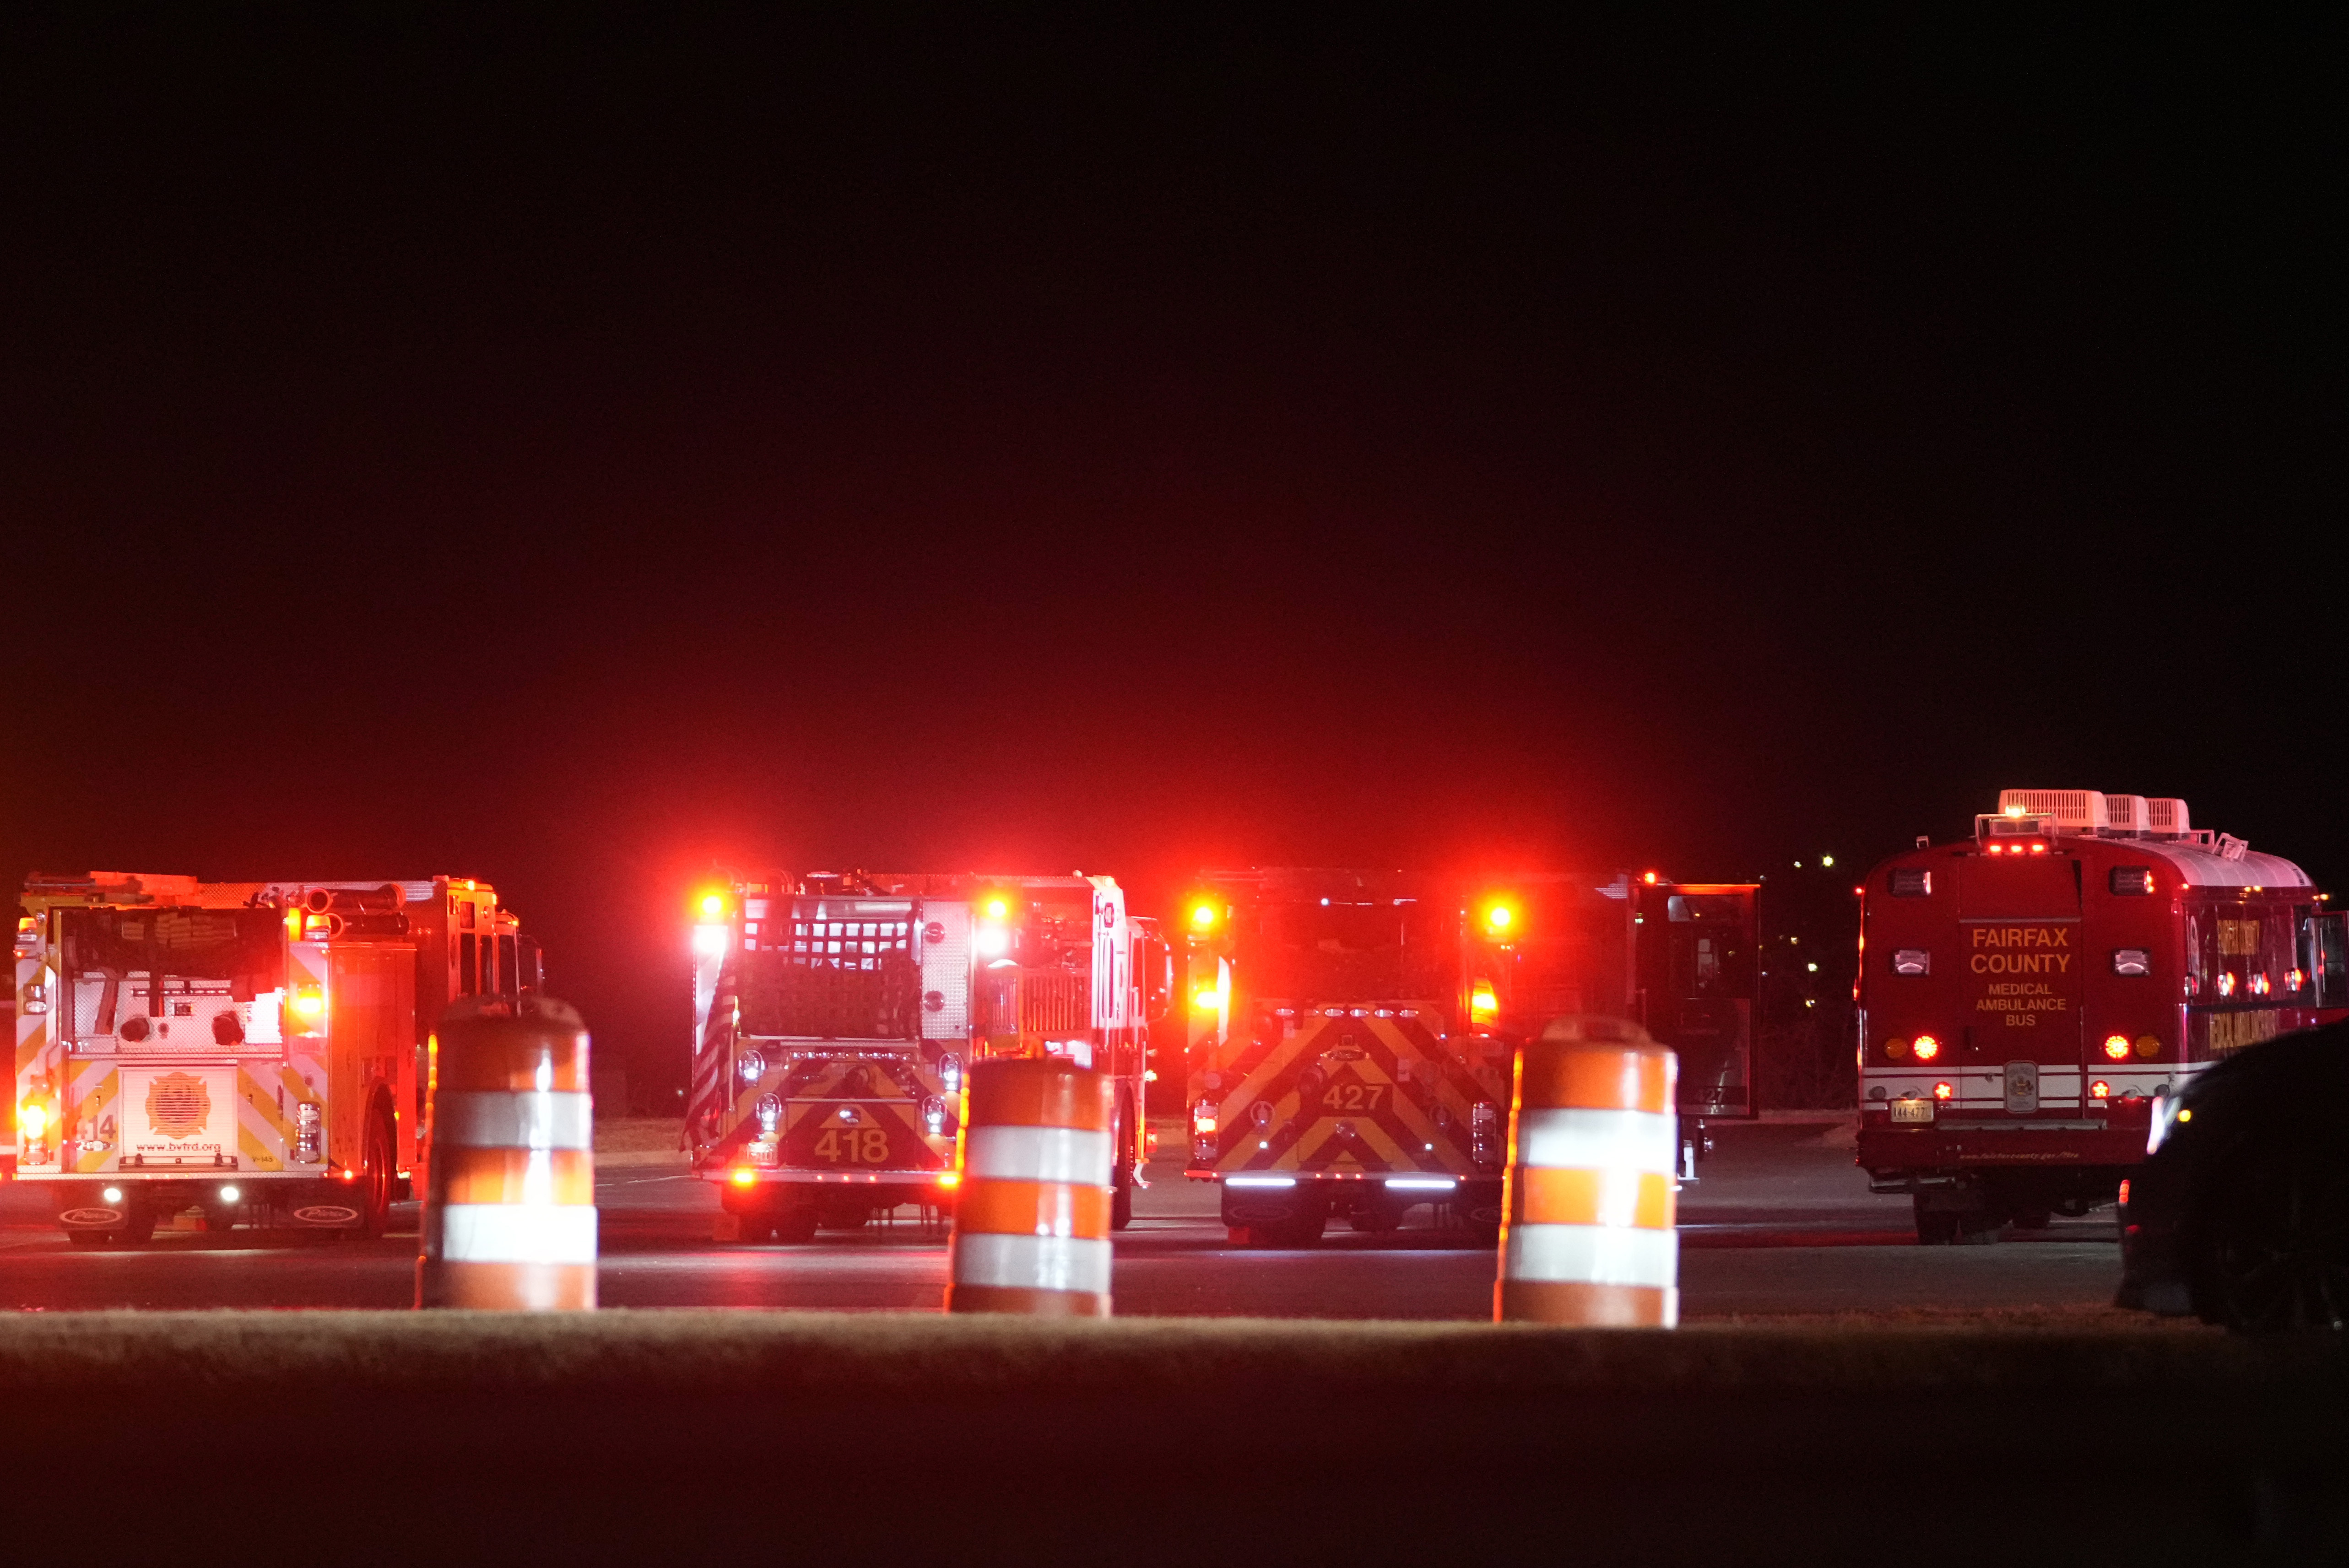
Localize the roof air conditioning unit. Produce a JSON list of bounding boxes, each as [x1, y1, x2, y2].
[[2143, 798, 2191, 839], [2100, 795, 2149, 838], [1995, 789, 2105, 834]]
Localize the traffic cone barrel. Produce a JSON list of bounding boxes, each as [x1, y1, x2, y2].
[[946, 1057, 1114, 1316], [1495, 1016, 1679, 1327], [418, 995, 597, 1310]]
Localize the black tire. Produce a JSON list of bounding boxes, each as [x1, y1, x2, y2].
[[1110, 1096, 1136, 1231], [2192, 1146, 2349, 1332], [772, 1206, 820, 1245], [121, 1206, 157, 1244], [1264, 1201, 1327, 1248], [359, 1109, 396, 1239], [1350, 1204, 1402, 1234], [1915, 1193, 2003, 1246], [2011, 1208, 2053, 1232], [67, 1231, 107, 1247], [204, 1206, 238, 1235]]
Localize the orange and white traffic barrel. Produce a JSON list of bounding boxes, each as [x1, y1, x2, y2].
[[1495, 1015, 1679, 1327], [945, 1057, 1113, 1316], [418, 995, 597, 1310]]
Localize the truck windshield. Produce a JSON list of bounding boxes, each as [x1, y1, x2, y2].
[[1251, 900, 1456, 1002], [57, 907, 287, 1028]]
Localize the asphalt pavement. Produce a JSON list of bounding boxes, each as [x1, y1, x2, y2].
[[0, 1116, 2127, 1316]]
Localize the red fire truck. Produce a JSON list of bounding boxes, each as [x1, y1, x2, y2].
[[1857, 790, 2349, 1243], [687, 871, 1165, 1242], [10, 870, 538, 1240], [1182, 867, 1756, 1244]]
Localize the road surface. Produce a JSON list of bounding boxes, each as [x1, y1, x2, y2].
[[0, 1118, 2126, 1316]]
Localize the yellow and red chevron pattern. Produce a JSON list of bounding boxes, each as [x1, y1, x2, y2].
[[1199, 1005, 1499, 1179]]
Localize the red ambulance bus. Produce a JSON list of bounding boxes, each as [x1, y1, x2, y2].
[[1857, 790, 2349, 1243]]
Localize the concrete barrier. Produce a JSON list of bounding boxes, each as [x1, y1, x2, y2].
[[1, 1314, 2334, 1562]]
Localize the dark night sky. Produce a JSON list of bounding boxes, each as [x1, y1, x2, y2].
[[3, 10, 2339, 1096]]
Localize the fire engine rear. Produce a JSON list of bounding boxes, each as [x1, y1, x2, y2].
[[1858, 790, 2349, 1243], [687, 871, 1163, 1242], [10, 870, 539, 1241], [1183, 868, 1753, 1244]]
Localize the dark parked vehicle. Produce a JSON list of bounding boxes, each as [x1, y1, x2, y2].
[[2118, 1020, 2349, 1330]]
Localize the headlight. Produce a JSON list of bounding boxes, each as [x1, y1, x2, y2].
[[18, 1101, 48, 1140]]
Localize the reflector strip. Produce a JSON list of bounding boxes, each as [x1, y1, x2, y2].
[[1501, 1222, 1677, 1289], [434, 1091, 593, 1151], [948, 1233, 1113, 1293], [962, 1125, 1112, 1185], [438, 1203, 598, 1265], [1511, 1108, 1677, 1174]]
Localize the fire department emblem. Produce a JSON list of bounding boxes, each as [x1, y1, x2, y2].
[[146, 1072, 211, 1139]]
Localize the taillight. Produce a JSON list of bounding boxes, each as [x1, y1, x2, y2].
[[1911, 1034, 1941, 1062], [1191, 1100, 1217, 1136], [2103, 1035, 2131, 1061], [2118, 1179, 2131, 1206], [1469, 984, 1499, 1026], [1931, 1081, 1954, 1101], [2089, 1080, 2111, 1099]]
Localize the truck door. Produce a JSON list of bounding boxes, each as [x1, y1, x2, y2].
[[2311, 912, 2349, 1010], [1957, 855, 2084, 1111]]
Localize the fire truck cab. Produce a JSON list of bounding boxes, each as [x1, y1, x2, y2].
[[10, 870, 538, 1242], [1857, 791, 2348, 1243], [688, 871, 1163, 1242], [1183, 868, 1756, 1245]]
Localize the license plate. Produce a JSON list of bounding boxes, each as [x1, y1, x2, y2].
[[1889, 1097, 1935, 1124]]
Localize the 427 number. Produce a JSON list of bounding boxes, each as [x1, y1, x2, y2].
[[1319, 1084, 1387, 1113]]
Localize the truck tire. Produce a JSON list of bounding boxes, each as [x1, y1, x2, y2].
[[1110, 1095, 1136, 1231], [772, 1205, 820, 1244], [359, 1109, 396, 1239], [1914, 1190, 2003, 1246]]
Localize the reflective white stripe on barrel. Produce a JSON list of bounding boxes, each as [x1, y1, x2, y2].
[[1501, 1223, 1677, 1289], [435, 1091, 594, 1151], [962, 1125, 1113, 1185], [950, 1233, 1114, 1294], [1513, 1108, 1677, 1174], [439, 1203, 599, 1265]]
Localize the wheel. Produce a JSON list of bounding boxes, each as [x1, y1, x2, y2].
[[772, 1206, 820, 1244], [2011, 1208, 2053, 1232], [67, 1231, 107, 1247], [204, 1206, 238, 1234], [1110, 1096, 1136, 1230], [359, 1109, 396, 1238], [2193, 1146, 2349, 1332], [1262, 1202, 1327, 1248], [817, 1200, 870, 1232], [1350, 1203, 1402, 1234], [121, 1206, 158, 1244], [1915, 1192, 2003, 1245]]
